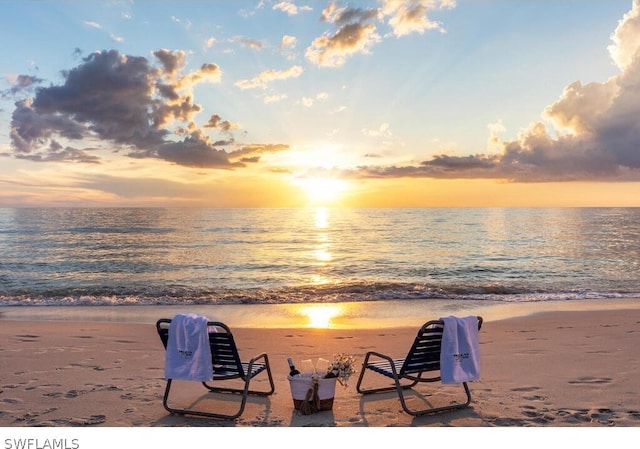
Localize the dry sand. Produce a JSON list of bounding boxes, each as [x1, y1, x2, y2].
[[1, 302, 640, 445]]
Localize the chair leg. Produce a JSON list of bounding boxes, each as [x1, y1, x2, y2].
[[162, 357, 276, 420], [395, 380, 472, 417], [356, 365, 473, 416], [162, 378, 252, 420]]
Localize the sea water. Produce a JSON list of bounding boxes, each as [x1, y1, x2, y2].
[[1, 207, 639, 326]]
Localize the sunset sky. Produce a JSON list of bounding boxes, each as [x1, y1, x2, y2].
[[2, 0, 640, 207]]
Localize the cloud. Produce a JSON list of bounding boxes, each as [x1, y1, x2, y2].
[[171, 16, 192, 30], [231, 35, 264, 50], [362, 123, 391, 138], [154, 132, 242, 169], [608, 0, 640, 71], [228, 143, 290, 159], [2, 74, 43, 97], [204, 114, 240, 134], [84, 21, 103, 30], [280, 35, 297, 50], [205, 37, 217, 49], [264, 93, 288, 104], [84, 20, 125, 43], [306, 2, 381, 68], [279, 35, 298, 60], [7, 49, 287, 168], [380, 0, 453, 37], [346, 0, 640, 183], [234, 65, 303, 90], [273, 1, 312, 16], [305, 0, 453, 67]]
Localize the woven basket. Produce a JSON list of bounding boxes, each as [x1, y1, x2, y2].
[[288, 376, 337, 413]]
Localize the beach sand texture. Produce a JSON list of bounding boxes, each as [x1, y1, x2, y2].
[[1, 307, 640, 428]]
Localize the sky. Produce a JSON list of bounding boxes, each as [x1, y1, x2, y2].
[[1, 0, 640, 208]]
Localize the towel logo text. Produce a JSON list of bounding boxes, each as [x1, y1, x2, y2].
[[178, 350, 193, 358], [452, 353, 469, 362]]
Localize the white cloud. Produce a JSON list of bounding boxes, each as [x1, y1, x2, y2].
[[235, 65, 303, 90]]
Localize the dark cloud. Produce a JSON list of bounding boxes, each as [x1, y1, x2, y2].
[[8, 49, 287, 169], [16, 142, 101, 164], [204, 114, 239, 133], [153, 48, 185, 77], [425, 154, 497, 171], [155, 133, 242, 169], [2, 75, 43, 98], [307, 3, 381, 67]]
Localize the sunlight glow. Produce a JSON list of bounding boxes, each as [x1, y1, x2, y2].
[[296, 177, 349, 206], [299, 305, 343, 328]]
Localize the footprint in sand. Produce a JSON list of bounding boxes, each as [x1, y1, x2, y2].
[[588, 408, 617, 426], [511, 386, 541, 392], [523, 394, 546, 401], [555, 407, 617, 425], [16, 335, 40, 343], [627, 410, 640, 420], [487, 416, 530, 426], [520, 405, 556, 424], [52, 414, 107, 426], [568, 376, 612, 384]]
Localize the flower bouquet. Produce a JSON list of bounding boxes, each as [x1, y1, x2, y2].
[[323, 353, 357, 387]]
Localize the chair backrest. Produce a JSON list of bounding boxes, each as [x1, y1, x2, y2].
[[400, 316, 483, 375], [156, 318, 244, 376]]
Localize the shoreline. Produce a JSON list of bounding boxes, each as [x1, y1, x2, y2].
[[2, 297, 640, 328], [1, 299, 640, 431]]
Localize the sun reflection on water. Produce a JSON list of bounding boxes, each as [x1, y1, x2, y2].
[[312, 207, 333, 265], [315, 207, 329, 228], [297, 304, 344, 328]]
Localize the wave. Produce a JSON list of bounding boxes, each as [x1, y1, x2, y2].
[[0, 281, 632, 307]]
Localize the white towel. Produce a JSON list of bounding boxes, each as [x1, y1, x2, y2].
[[164, 313, 213, 381], [439, 316, 481, 384]]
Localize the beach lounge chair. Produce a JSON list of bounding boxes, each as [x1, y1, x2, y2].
[[356, 316, 483, 416], [156, 317, 275, 420]]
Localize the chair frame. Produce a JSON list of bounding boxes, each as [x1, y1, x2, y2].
[[356, 316, 483, 416], [156, 318, 275, 420]]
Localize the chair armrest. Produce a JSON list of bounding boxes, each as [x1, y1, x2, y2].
[[363, 350, 394, 364], [361, 351, 402, 377], [246, 352, 270, 373]]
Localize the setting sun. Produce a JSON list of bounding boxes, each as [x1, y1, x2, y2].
[[296, 177, 349, 206]]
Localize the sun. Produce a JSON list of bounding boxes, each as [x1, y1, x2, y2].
[[297, 177, 349, 205]]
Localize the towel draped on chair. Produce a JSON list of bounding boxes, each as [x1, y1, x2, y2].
[[439, 315, 481, 384], [164, 313, 213, 381]]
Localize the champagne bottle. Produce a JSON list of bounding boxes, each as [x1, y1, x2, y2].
[[287, 357, 301, 378]]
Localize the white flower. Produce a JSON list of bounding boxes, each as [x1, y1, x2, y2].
[[325, 353, 357, 387]]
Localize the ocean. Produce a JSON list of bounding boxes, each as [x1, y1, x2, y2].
[[1, 207, 639, 326]]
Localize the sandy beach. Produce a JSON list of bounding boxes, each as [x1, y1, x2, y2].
[[1, 300, 640, 445]]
